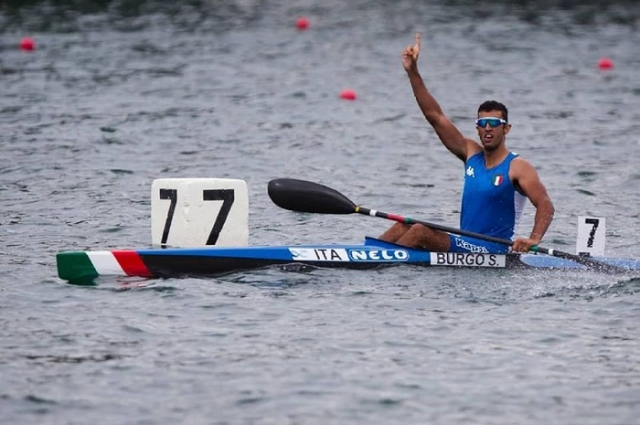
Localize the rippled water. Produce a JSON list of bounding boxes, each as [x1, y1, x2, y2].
[[1, 1, 639, 424]]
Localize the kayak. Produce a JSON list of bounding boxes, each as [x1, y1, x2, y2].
[[56, 236, 640, 284]]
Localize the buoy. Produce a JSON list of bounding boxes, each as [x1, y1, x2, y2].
[[19, 37, 35, 52], [339, 89, 357, 101], [296, 17, 309, 31], [598, 57, 614, 70]]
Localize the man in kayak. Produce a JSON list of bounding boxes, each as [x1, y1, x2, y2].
[[380, 33, 555, 254]]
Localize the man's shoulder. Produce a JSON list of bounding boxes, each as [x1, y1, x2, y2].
[[509, 156, 537, 174]]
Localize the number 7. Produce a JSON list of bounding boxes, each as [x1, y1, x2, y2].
[[159, 188, 177, 246], [203, 189, 235, 245], [584, 218, 599, 248]]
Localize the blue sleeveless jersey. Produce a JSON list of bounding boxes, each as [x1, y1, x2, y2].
[[460, 151, 525, 241]]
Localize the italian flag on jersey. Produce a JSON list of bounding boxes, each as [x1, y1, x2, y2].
[[493, 175, 503, 186]]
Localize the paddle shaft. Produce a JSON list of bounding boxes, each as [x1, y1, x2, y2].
[[355, 206, 513, 246]]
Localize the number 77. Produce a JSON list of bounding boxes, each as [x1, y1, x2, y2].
[[159, 188, 235, 246]]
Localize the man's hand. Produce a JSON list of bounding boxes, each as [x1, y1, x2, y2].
[[511, 237, 540, 253], [402, 32, 421, 72]]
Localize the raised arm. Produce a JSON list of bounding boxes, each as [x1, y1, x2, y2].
[[404, 33, 477, 161]]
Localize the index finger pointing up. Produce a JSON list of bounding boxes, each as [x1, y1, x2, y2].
[[415, 32, 421, 49]]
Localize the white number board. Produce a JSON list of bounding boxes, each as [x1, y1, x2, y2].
[[576, 216, 605, 256], [151, 178, 249, 247]]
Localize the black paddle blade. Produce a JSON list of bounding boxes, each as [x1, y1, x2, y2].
[[268, 178, 357, 214]]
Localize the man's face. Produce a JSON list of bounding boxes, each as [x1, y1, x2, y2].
[[476, 110, 511, 150]]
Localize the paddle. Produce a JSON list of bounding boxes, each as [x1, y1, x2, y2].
[[267, 178, 626, 272]]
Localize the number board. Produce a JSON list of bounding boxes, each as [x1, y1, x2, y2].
[[576, 216, 605, 256], [151, 178, 249, 247]]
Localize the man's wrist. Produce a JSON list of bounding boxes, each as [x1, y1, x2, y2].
[[406, 66, 419, 76]]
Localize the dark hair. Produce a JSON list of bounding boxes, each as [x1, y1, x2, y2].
[[478, 100, 509, 122]]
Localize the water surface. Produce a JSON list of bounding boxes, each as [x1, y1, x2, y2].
[[1, 1, 639, 424]]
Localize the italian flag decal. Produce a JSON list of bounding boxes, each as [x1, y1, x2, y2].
[[57, 250, 152, 283], [493, 175, 503, 186]]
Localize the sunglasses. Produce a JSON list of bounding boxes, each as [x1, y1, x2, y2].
[[476, 117, 508, 128]]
